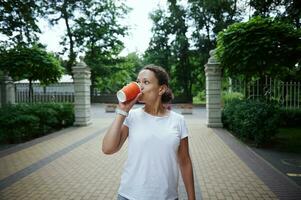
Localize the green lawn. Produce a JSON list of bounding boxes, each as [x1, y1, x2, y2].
[[193, 96, 205, 105], [271, 127, 301, 153]]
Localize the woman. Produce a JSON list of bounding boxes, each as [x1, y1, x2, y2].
[[102, 64, 196, 200]]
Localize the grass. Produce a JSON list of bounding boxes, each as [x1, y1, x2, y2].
[[193, 96, 205, 105], [270, 127, 301, 153]]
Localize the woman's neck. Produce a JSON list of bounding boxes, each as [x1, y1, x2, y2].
[[144, 102, 167, 116]]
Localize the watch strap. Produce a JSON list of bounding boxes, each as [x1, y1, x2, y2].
[[115, 108, 128, 117]]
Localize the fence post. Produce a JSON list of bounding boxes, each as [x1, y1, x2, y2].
[[72, 57, 92, 126], [204, 49, 223, 128], [0, 74, 15, 108]]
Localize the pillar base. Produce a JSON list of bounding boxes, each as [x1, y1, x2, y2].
[[206, 122, 223, 128], [73, 120, 92, 126]]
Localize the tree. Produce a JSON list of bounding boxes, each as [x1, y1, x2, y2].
[[216, 16, 301, 82], [46, 0, 86, 74], [146, 1, 204, 101], [46, 0, 129, 78], [75, 0, 129, 85], [144, 8, 172, 73], [188, 0, 242, 62], [0, 0, 44, 46], [0, 45, 64, 101], [95, 52, 142, 93], [248, 0, 301, 28], [277, 0, 301, 28], [167, 0, 192, 101], [249, 0, 282, 17]]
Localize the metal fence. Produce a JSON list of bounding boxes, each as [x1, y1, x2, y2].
[[15, 82, 74, 103], [231, 77, 301, 109]]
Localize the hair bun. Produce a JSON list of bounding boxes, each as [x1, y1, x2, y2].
[[162, 87, 174, 103]]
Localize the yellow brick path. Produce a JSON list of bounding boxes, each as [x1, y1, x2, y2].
[[0, 105, 279, 200]]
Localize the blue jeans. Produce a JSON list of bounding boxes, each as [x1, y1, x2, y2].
[[117, 194, 178, 200]]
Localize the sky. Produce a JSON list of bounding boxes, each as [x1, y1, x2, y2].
[[38, 0, 167, 57]]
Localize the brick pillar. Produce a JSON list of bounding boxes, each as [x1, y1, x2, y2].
[[0, 74, 15, 108], [204, 50, 223, 128], [72, 57, 92, 126]]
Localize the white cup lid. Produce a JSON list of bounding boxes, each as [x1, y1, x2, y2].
[[117, 90, 126, 102]]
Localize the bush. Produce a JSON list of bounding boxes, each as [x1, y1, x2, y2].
[[193, 90, 206, 104], [28, 104, 59, 135], [222, 91, 244, 105], [0, 103, 74, 144], [222, 99, 280, 146], [50, 103, 74, 127], [278, 108, 301, 127]]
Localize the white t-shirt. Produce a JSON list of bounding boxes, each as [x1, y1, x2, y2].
[[118, 107, 189, 200]]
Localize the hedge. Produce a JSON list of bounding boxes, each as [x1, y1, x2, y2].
[[0, 103, 74, 144], [222, 99, 280, 146]]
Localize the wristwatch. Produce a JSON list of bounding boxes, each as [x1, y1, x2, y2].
[[115, 108, 128, 117]]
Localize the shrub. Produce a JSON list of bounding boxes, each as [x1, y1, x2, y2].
[[193, 90, 206, 104], [222, 91, 244, 105], [28, 104, 59, 135], [222, 99, 280, 146], [50, 103, 74, 127], [0, 103, 74, 144]]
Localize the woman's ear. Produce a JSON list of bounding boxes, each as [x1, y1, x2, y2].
[[159, 85, 167, 96]]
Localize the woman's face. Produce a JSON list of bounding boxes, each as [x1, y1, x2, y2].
[[136, 69, 165, 103]]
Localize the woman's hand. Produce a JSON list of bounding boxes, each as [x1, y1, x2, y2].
[[118, 93, 142, 112]]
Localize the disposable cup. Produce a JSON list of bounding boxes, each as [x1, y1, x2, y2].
[[116, 82, 141, 102]]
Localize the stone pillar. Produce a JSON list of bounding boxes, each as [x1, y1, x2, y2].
[[72, 57, 92, 126], [204, 50, 223, 128], [0, 75, 15, 108]]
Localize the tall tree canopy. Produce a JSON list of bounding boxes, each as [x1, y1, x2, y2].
[[0, 0, 44, 46], [216, 17, 301, 80], [144, 8, 172, 73], [46, 0, 129, 76], [0, 44, 64, 99]]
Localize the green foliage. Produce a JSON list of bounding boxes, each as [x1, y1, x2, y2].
[[0, 45, 63, 84], [217, 17, 301, 80], [0, 107, 40, 143], [222, 91, 244, 105], [249, 0, 301, 28], [193, 90, 206, 104], [278, 108, 301, 127], [249, 0, 281, 17], [168, 0, 192, 101], [189, 0, 242, 40], [144, 8, 172, 72], [0, 103, 74, 144], [76, 0, 129, 80], [146, 1, 198, 101], [222, 99, 280, 146], [46, 0, 129, 75], [280, 0, 301, 28], [146, 0, 244, 101], [94, 52, 142, 93], [0, 0, 44, 45]]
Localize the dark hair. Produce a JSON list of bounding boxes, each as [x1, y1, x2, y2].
[[142, 64, 174, 103]]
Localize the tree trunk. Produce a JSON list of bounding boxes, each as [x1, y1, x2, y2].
[[63, 1, 76, 75]]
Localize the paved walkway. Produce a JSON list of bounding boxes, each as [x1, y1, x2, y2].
[[0, 104, 300, 200]]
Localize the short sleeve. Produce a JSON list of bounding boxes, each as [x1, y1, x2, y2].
[[179, 116, 189, 139], [123, 110, 133, 128]]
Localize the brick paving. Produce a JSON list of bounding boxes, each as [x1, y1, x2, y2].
[[0, 104, 299, 199]]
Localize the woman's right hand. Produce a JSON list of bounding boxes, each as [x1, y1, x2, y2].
[[118, 93, 142, 112]]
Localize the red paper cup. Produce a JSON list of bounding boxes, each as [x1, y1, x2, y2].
[[116, 82, 141, 102]]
